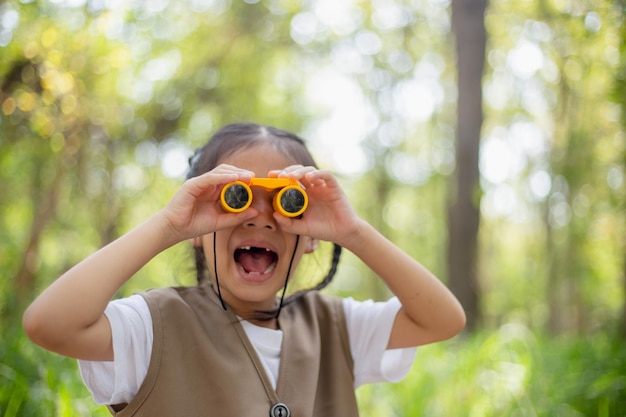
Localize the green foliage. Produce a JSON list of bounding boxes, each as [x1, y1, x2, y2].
[[3, 324, 624, 416], [1, 0, 621, 334], [0, 326, 109, 417], [357, 326, 626, 417], [1, 0, 626, 414]]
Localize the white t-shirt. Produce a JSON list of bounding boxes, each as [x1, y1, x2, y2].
[[79, 294, 417, 405]]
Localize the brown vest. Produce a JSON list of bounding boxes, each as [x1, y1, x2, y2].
[[110, 284, 360, 417]]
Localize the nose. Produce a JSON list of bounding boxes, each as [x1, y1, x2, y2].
[[245, 189, 276, 230]]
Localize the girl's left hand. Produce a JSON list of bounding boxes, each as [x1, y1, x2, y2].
[[269, 166, 363, 247]]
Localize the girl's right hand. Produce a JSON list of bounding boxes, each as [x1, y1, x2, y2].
[[159, 164, 258, 243]]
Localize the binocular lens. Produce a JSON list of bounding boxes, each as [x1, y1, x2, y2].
[[223, 183, 250, 210], [279, 188, 306, 214], [220, 180, 307, 217]]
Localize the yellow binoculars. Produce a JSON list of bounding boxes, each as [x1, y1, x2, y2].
[[220, 178, 308, 218]]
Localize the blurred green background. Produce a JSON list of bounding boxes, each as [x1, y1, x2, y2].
[[1, 0, 626, 415]]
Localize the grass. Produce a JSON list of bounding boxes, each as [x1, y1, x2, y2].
[[2, 322, 625, 416], [356, 323, 626, 417], [1, 325, 109, 417]]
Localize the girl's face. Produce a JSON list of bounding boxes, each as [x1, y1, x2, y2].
[[201, 143, 315, 321]]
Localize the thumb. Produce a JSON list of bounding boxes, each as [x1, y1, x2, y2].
[[216, 209, 259, 230], [273, 213, 308, 236]]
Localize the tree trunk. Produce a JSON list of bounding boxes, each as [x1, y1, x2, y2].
[[618, 0, 626, 340], [14, 158, 65, 305], [448, 0, 488, 331]]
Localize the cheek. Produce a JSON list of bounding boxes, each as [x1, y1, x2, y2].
[[201, 233, 231, 275], [302, 237, 319, 254], [290, 238, 310, 266]]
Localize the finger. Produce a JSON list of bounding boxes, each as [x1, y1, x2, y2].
[[210, 164, 255, 180], [188, 168, 254, 194], [304, 169, 333, 181], [207, 164, 254, 182], [273, 213, 305, 235], [215, 208, 259, 230], [269, 165, 314, 178], [301, 169, 337, 189], [183, 174, 236, 199]]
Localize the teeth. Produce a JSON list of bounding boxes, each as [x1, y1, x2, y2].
[[264, 262, 276, 274], [236, 246, 276, 275], [238, 246, 270, 251]]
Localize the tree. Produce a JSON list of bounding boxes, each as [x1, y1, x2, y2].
[[448, 0, 488, 331], [616, 0, 626, 338]]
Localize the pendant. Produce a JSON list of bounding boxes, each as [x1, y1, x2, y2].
[[270, 402, 291, 417]]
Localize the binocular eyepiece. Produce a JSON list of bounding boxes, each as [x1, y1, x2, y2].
[[220, 178, 308, 218]]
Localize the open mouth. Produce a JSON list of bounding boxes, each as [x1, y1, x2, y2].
[[234, 246, 278, 275]]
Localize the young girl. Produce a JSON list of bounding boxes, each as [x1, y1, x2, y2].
[[23, 122, 465, 416]]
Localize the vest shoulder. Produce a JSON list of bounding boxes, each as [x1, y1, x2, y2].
[[139, 284, 225, 321], [140, 284, 213, 303], [282, 291, 347, 331], [297, 291, 343, 310]]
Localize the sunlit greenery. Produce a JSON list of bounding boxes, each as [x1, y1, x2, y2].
[[359, 326, 626, 416], [3, 323, 625, 416], [2, 0, 625, 415]]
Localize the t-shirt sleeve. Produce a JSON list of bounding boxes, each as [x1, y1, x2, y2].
[[343, 296, 417, 388], [77, 294, 153, 405]]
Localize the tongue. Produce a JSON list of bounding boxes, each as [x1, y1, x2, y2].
[[237, 249, 275, 274]]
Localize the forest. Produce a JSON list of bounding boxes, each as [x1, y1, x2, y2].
[[1, 0, 626, 415]]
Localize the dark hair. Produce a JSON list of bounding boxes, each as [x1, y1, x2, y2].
[[187, 123, 317, 179], [187, 122, 342, 314]]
